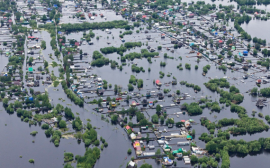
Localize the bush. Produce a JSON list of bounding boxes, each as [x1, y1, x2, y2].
[[94, 140, 100, 146], [64, 152, 74, 162], [41, 124, 49, 129], [185, 63, 191, 69], [127, 148, 132, 155], [29, 159, 34, 163], [30, 131, 38, 136]]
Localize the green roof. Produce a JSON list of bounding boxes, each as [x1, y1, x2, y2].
[[28, 67, 33, 72], [172, 148, 183, 154], [187, 135, 192, 139]]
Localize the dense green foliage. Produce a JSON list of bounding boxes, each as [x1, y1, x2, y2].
[[64, 152, 74, 162], [260, 87, 270, 97], [61, 81, 84, 106], [72, 117, 83, 131], [183, 102, 203, 115], [58, 20, 129, 32], [91, 51, 110, 67], [76, 147, 100, 167]]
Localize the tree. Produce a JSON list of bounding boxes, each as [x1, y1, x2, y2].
[[253, 37, 258, 43], [262, 49, 268, 57], [59, 120, 67, 128], [41, 41, 46, 49], [151, 114, 159, 123], [215, 153, 220, 161], [127, 148, 132, 155], [128, 84, 134, 91], [247, 44, 251, 51], [201, 162, 207, 168], [65, 107, 74, 119], [176, 122, 184, 127], [42, 14, 47, 22], [111, 114, 118, 124], [114, 84, 118, 94], [206, 141, 217, 153], [160, 116, 165, 124], [72, 117, 82, 131], [190, 155, 198, 163], [227, 51, 232, 57], [44, 60, 48, 68], [155, 149, 161, 155], [251, 87, 258, 95], [64, 164, 74, 168], [41, 124, 49, 129], [139, 119, 148, 126], [156, 104, 161, 115], [166, 118, 174, 125], [253, 49, 258, 56], [3, 98, 8, 108], [168, 152, 174, 160]]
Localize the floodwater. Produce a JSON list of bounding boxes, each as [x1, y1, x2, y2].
[[1, 0, 270, 168], [241, 19, 270, 44]]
